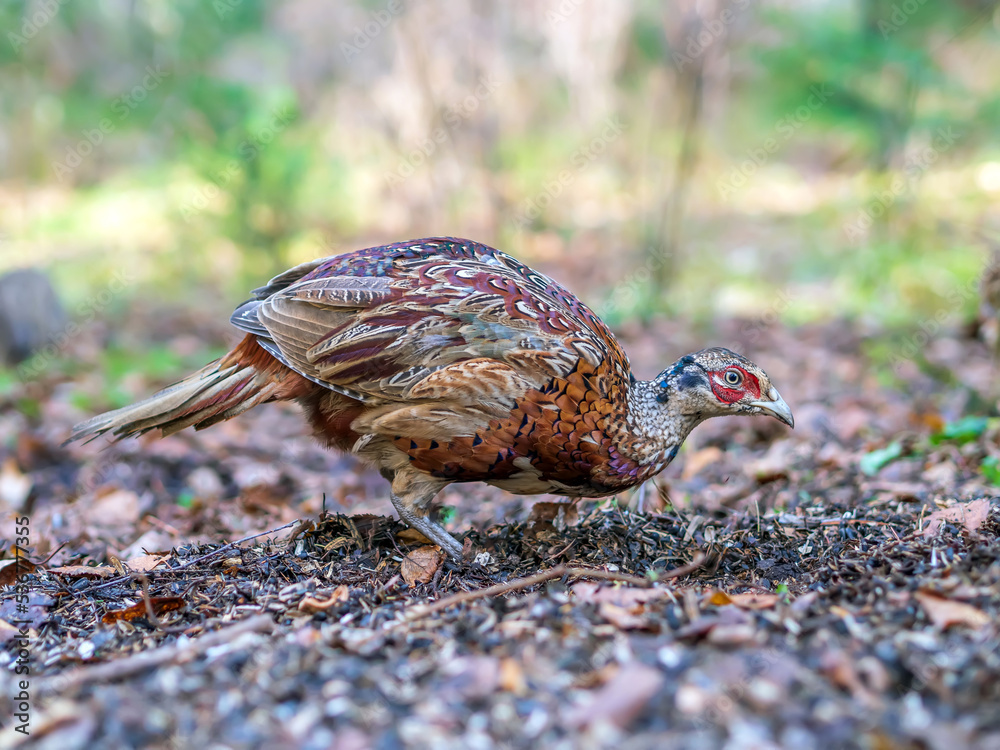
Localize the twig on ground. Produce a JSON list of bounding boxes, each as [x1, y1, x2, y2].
[[39, 614, 275, 694], [401, 555, 707, 622], [173, 520, 301, 569], [136, 573, 188, 634], [68, 520, 302, 597]]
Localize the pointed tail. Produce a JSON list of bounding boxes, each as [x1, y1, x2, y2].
[[67, 335, 310, 443]]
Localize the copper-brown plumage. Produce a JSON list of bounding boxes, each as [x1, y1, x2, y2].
[[69, 237, 794, 560]]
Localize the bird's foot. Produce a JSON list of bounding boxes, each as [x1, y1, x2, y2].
[[390, 492, 465, 562]]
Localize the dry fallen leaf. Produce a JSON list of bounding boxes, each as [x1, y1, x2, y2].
[[527, 501, 579, 532], [298, 585, 351, 613], [401, 545, 444, 585], [0, 557, 35, 587], [396, 528, 433, 545], [89, 488, 141, 527], [109, 555, 126, 575], [574, 584, 666, 631], [598, 602, 659, 631], [499, 658, 527, 695], [915, 590, 990, 630], [49, 565, 115, 579], [125, 554, 169, 573], [707, 589, 733, 606], [922, 498, 992, 539], [731, 592, 780, 610], [564, 662, 664, 729], [820, 649, 881, 706], [573, 583, 665, 608], [705, 623, 758, 646], [707, 589, 780, 610], [101, 596, 186, 624]]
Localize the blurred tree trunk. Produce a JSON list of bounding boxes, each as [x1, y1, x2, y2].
[[660, 6, 706, 283], [649, 1, 717, 305]]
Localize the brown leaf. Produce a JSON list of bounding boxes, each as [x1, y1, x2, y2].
[[574, 584, 666, 631], [709, 590, 780, 610], [396, 528, 433, 545], [240, 483, 289, 513], [707, 589, 733, 606], [401, 545, 444, 585], [298, 585, 351, 613], [499, 658, 527, 695], [119, 530, 177, 561], [923, 498, 992, 539], [915, 590, 990, 630], [598, 602, 659, 631], [564, 662, 664, 729], [89, 488, 141, 527], [820, 649, 881, 706], [49, 565, 115, 579], [705, 623, 759, 646], [706, 589, 779, 610], [101, 597, 185, 624], [0, 557, 35, 587], [125, 554, 169, 573], [527, 501, 579, 532], [573, 583, 665, 608]]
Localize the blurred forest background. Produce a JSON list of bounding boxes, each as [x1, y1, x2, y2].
[[2, 0, 1000, 400]]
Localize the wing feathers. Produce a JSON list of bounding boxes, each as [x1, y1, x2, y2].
[[233, 241, 625, 418]]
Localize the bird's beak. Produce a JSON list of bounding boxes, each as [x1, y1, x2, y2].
[[749, 389, 794, 428]]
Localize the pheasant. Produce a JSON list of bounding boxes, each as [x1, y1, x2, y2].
[[69, 237, 793, 560]]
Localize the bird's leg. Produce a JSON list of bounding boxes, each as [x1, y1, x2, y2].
[[389, 473, 464, 562]]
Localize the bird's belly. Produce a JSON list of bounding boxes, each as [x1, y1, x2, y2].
[[485, 471, 618, 498], [486, 472, 560, 495]]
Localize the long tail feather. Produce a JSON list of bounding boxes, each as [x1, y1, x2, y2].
[[66, 335, 310, 444]]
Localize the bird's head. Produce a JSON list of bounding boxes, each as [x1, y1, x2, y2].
[[654, 347, 794, 428]]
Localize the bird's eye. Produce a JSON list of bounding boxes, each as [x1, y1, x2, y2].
[[724, 369, 742, 386]]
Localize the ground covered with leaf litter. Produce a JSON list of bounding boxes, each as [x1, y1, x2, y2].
[[2, 306, 1000, 749]]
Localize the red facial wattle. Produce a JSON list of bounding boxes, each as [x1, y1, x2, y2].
[[709, 366, 761, 404]]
